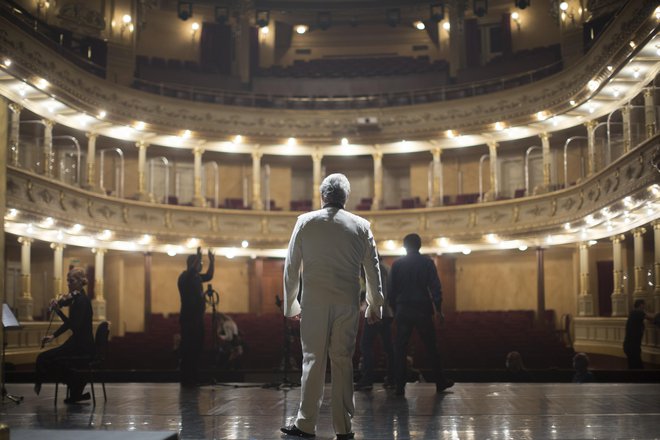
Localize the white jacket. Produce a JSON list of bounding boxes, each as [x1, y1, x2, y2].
[[283, 206, 384, 319]]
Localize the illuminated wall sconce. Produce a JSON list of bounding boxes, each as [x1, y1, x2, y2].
[[295, 25, 308, 35], [559, 1, 575, 24], [36, 0, 50, 17], [256, 10, 270, 28], [442, 21, 450, 32], [413, 20, 426, 30], [191, 22, 200, 42], [511, 11, 521, 31], [120, 14, 134, 37]]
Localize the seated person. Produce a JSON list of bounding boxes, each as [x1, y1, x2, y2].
[[504, 351, 533, 382], [35, 267, 95, 403], [216, 313, 244, 368], [572, 352, 595, 383]]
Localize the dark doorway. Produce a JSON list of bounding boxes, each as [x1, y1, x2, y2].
[[596, 260, 613, 317]]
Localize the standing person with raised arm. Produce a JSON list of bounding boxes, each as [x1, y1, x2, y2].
[[281, 173, 383, 440], [178, 246, 215, 386]]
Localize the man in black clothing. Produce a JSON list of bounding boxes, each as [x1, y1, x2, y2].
[[623, 299, 652, 369], [178, 247, 215, 385], [35, 267, 95, 403], [388, 233, 453, 396]]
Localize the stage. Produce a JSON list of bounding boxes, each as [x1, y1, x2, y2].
[[1, 382, 660, 439]]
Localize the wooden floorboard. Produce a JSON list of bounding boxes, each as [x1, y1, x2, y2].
[[1, 382, 660, 439]]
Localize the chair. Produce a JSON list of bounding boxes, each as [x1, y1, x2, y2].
[[55, 321, 110, 405]]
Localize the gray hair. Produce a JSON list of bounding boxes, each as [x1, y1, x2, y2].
[[320, 173, 350, 206]]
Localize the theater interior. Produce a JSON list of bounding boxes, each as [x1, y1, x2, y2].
[[0, 0, 659, 439]]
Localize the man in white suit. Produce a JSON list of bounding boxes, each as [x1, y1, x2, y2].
[[281, 173, 384, 440]]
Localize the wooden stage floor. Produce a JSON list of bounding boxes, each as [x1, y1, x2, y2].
[[1, 382, 660, 439]]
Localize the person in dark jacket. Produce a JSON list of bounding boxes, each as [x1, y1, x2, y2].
[[623, 299, 652, 369], [178, 246, 214, 386], [35, 267, 95, 403], [388, 233, 453, 396]]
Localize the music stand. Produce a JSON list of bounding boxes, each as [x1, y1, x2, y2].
[[2, 303, 23, 404]]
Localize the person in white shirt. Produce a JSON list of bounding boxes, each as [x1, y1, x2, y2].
[[281, 173, 383, 440]]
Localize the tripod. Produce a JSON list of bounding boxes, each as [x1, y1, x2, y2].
[[2, 304, 23, 405], [263, 296, 299, 390]]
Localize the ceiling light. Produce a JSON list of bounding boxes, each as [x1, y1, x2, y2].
[[536, 111, 548, 121], [341, 137, 349, 146], [138, 234, 152, 245], [629, 41, 635, 48], [511, 12, 520, 20], [384, 240, 396, 250], [6, 208, 18, 219], [564, 222, 571, 231], [260, 26, 270, 35], [461, 248, 471, 255], [1, 58, 11, 67], [41, 217, 55, 228], [70, 224, 83, 233], [494, 122, 505, 131], [569, 100, 576, 106], [241, 240, 249, 248], [655, 6, 660, 20], [632, 66, 640, 78], [36, 78, 49, 89], [287, 137, 297, 146], [97, 110, 106, 119], [26, 224, 34, 234], [134, 121, 146, 130], [191, 22, 200, 31], [186, 237, 200, 248], [442, 21, 450, 31], [414, 20, 425, 30], [182, 129, 191, 138], [166, 246, 178, 257], [122, 14, 132, 24], [587, 80, 600, 91], [588, 240, 597, 246], [295, 25, 308, 34], [233, 135, 243, 144], [226, 248, 236, 259], [607, 65, 613, 72], [518, 245, 528, 251], [446, 130, 457, 138], [559, 2, 568, 11], [99, 229, 113, 240]]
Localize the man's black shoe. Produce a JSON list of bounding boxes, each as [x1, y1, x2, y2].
[[436, 380, 455, 393], [337, 433, 355, 440], [64, 392, 91, 404], [280, 424, 315, 438]]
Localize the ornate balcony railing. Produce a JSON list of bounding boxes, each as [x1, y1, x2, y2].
[[5, 135, 660, 254]]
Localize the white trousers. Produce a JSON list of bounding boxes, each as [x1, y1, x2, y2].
[[295, 303, 359, 435]]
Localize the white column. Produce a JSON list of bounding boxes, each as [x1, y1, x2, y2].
[[632, 227, 649, 304], [372, 151, 383, 210], [610, 234, 628, 316], [644, 88, 656, 139], [192, 146, 206, 207], [312, 151, 323, 210], [42, 119, 54, 177], [621, 104, 632, 153], [85, 132, 98, 191], [585, 120, 597, 175], [135, 140, 151, 201], [577, 242, 594, 316], [251, 151, 263, 210], [92, 248, 107, 320], [540, 132, 552, 191], [17, 237, 34, 321], [8, 102, 22, 167], [653, 222, 660, 313], [431, 147, 443, 206], [486, 141, 499, 201], [50, 242, 66, 298]]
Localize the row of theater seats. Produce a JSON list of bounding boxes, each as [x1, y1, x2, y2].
[[257, 56, 450, 78], [138, 189, 566, 211], [106, 310, 573, 372]]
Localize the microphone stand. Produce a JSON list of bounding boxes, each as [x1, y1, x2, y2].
[[263, 296, 299, 390]]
